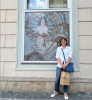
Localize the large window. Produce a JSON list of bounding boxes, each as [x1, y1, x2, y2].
[[16, 0, 79, 70], [22, 0, 72, 63]]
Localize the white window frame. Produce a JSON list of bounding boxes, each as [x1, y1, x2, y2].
[[21, 0, 73, 64]]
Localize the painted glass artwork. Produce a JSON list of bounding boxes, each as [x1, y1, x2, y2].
[[24, 11, 69, 61], [49, 0, 67, 8], [27, 0, 45, 9]]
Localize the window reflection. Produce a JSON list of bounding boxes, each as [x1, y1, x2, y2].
[[27, 0, 45, 9], [49, 0, 67, 8]]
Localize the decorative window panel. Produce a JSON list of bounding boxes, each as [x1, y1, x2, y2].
[[24, 11, 69, 62]]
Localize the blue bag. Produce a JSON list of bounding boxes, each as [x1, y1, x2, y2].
[[61, 48, 74, 72]]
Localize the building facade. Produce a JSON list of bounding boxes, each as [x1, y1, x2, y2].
[[0, 0, 92, 93]]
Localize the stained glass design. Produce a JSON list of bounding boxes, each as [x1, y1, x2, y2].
[[27, 0, 45, 9], [24, 11, 69, 61]]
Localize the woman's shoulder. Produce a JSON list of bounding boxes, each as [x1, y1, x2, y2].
[[66, 46, 72, 50], [56, 46, 61, 50]]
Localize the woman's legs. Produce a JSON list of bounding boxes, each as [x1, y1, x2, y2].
[[54, 67, 62, 93], [64, 85, 69, 94], [54, 67, 69, 94]]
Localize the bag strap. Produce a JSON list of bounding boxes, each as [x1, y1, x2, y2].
[[61, 48, 66, 63]]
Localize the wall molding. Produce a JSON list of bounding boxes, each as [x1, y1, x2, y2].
[[0, 77, 92, 83]]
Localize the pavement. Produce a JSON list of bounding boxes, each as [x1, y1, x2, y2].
[[0, 91, 92, 100]]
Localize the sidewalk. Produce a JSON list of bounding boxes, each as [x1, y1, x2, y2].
[[0, 91, 92, 100]]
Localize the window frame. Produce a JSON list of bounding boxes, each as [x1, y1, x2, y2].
[[16, 0, 79, 71], [26, 0, 70, 9], [22, 0, 73, 64]]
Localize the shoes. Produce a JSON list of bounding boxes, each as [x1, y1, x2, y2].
[[51, 92, 68, 99], [64, 96, 68, 99], [64, 94, 68, 99], [51, 92, 58, 97]]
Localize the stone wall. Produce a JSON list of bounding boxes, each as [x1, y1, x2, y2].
[[0, 0, 92, 93], [1, 77, 92, 93], [1, 0, 17, 77], [78, 0, 92, 79]]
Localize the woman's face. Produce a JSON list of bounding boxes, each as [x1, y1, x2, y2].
[[61, 39, 67, 46]]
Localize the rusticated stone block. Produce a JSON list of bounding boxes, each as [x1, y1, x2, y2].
[[45, 82, 55, 93], [0, 82, 20, 92], [21, 82, 45, 93]]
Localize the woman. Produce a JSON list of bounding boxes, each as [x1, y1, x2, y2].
[[37, 17, 48, 47], [51, 37, 72, 99], [36, 17, 57, 60]]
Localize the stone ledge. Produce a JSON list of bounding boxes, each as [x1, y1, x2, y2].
[[0, 77, 92, 83]]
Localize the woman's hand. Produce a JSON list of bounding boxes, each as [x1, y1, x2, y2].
[[64, 63, 68, 68], [62, 63, 68, 70], [62, 64, 66, 70]]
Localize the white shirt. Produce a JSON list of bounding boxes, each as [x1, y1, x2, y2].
[[56, 46, 73, 68]]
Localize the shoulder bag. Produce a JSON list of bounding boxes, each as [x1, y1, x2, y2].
[[61, 48, 74, 72]]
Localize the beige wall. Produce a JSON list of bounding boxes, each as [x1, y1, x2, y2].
[[78, 0, 92, 79], [0, 0, 92, 79]]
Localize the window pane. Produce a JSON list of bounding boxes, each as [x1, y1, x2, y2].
[[27, 0, 45, 9], [24, 11, 69, 61], [49, 0, 67, 8]]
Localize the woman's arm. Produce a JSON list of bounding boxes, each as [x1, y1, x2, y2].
[[56, 58, 63, 66], [64, 47, 73, 68], [64, 57, 71, 68], [56, 47, 65, 69], [57, 58, 66, 70], [66, 57, 71, 65]]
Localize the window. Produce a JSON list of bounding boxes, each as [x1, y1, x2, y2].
[[22, 0, 72, 63], [16, 0, 79, 70], [27, 0, 68, 9], [49, 0, 67, 8]]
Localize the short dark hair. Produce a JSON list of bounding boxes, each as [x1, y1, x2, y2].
[[60, 37, 68, 46]]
